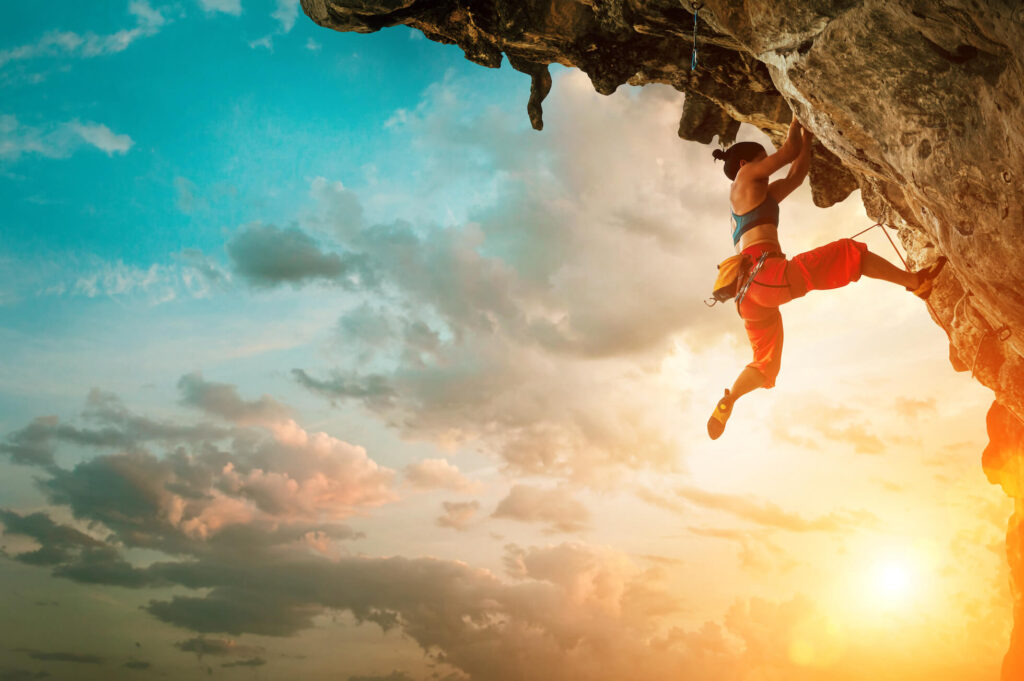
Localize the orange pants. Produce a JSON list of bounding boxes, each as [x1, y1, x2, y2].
[[738, 239, 867, 387]]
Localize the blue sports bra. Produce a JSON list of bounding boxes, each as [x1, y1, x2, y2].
[[731, 194, 780, 245]]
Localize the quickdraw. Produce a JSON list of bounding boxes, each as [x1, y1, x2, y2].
[[734, 250, 772, 307], [690, 2, 704, 71]]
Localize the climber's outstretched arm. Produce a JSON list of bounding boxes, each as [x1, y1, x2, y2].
[[737, 118, 804, 181], [768, 128, 813, 203]]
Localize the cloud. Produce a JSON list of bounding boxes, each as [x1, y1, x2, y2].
[[404, 459, 480, 492], [0, 669, 50, 681], [174, 176, 200, 213], [67, 122, 133, 155], [436, 500, 480, 531], [770, 397, 886, 455], [2, 381, 394, 557], [687, 526, 798, 574], [0, 1, 165, 68], [894, 396, 936, 419], [123, 660, 150, 670], [0, 509, 104, 565], [492, 484, 590, 533], [292, 368, 396, 409], [675, 485, 877, 533], [14, 650, 103, 664], [0, 116, 133, 161], [226, 223, 372, 288], [248, 36, 273, 51], [221, 658, 265, 667], [278, 72, 750, 480], [272, 0, 301, 32], [177, 372, 290, 425], [34, 251, 230, 302], [198, 0, 242, 16], [174, 637, 263, 659], [348, 673, 415, 681]]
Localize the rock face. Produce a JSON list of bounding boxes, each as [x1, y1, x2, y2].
[[300, 0, 1024, 675]]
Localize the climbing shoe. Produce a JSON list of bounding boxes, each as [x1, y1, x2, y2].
[[707, 389, 734, 440], [908, 256, 947, 300]]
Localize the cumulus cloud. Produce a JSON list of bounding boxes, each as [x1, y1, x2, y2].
[[1, 381, 394, 556], [226, 223, 372, 288], [404, 458, 480, 492], [0, 382, 981, 681], [436, 500, 480, 531], [492, 484, 590, 533], [0, 388, 229, 468], [274, 72, 751, 481]]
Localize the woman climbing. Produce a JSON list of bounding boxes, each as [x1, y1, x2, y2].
[[707, 118, 946, 440]]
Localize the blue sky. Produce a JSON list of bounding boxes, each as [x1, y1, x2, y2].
[[0, 2, 1007, 680], [0, 0, 534, 427]]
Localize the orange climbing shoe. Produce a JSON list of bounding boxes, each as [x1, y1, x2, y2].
[[707, 389, 734, 440], [908, 256, 947, 300]]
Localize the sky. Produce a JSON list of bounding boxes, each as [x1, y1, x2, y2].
[[0, 1, 1013, 680]]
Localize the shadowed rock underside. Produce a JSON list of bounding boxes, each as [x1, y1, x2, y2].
[[301, 0, 1024, 676]]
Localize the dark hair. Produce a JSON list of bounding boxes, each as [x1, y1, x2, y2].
[[711, 142, 766, 181]]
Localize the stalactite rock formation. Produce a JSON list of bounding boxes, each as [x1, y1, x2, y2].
[[300, 1, 1024, 675]]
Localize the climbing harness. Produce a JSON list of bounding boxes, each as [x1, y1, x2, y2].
[[734, 250, 774, 307], [690, 2, 704, 71]]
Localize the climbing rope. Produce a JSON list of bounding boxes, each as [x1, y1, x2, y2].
[[855, 222, 1013, 378], [690, 2, 704, 71], [952, 290, 1012, 378]]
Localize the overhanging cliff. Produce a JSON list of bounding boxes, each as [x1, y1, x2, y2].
[[299, 0, 1024, 675]]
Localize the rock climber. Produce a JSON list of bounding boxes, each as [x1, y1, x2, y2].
[[707, 118, 946, 440]]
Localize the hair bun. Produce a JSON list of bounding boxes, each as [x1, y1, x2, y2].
[[711, 148, 727, 161]]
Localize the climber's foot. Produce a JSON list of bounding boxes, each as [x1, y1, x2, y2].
[[908, 256, 947, 300], [707, 389, 734, 440]]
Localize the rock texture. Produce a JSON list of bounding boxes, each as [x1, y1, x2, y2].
[[300, 0, 1024, 674]]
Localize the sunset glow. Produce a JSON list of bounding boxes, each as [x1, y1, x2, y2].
[[0, 2, 1013, 680]]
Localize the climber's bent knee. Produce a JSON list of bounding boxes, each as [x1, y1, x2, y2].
[[787, 238, 867, 296]]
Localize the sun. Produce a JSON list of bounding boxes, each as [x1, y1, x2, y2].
[[867, 556, 918, 609], [875, 560, 912, 599]]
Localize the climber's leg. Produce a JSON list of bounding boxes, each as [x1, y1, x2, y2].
[[860, 250, 918, 289], [708, 305, 781, 440], [707, 367, 765, 440], [788, 238, 945, 298], [786, 238, 868, 296]]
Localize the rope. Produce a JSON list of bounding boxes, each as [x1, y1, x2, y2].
[[854, 222, 1014, 379], [690, 2, 703, 71], [849, 222, 927, 313]]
